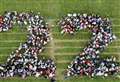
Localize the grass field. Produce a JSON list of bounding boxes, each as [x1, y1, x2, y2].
[[0, 0, 120, 82]]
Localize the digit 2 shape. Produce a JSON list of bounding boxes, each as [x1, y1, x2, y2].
[[0, 11, 56, 79], [59, 13, 120, 77]]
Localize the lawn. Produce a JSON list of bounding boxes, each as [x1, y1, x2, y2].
[[0, 0, 120, 82]]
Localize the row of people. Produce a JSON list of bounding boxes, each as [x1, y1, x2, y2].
[[59, 13, 120, 78], [0, 11, 56, 81]]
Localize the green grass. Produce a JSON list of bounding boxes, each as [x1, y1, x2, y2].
[[0, 0, 120, 82]]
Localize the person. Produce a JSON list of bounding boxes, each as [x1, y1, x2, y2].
[[50, 77, 56, 82]]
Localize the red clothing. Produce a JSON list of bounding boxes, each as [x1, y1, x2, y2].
[[0, 16, 3, 24]]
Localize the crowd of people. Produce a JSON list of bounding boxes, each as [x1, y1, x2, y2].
[[0, 11, 120, 81], [0, 11, 56, 81], [59, 13, 120, 78]]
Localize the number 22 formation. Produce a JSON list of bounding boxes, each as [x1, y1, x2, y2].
[[0, 11, 120, 81]]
